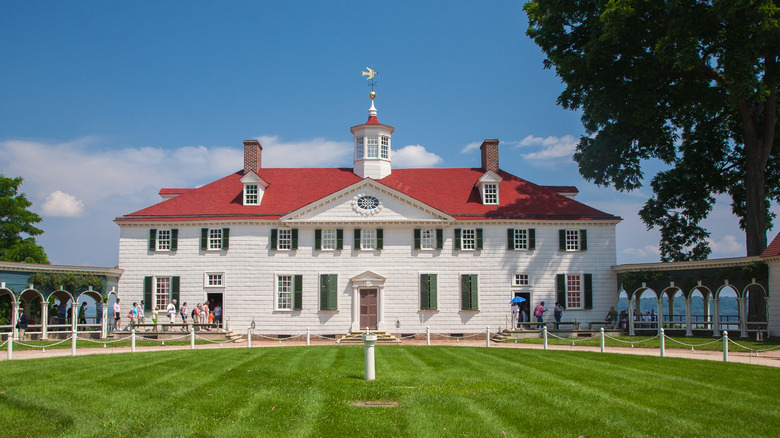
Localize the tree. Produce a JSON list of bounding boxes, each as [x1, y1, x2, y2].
[[0, 174, 49, 264], [525, 0, 780, 260]]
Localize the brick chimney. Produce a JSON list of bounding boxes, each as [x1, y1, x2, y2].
[[480, 139, 499, 172], [243, 139, 262, 175]]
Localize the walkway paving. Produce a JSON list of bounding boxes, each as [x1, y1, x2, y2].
[[2, 338, 779, 367]]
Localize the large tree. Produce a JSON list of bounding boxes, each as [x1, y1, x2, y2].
[[0, 174, 49, 264], [525, 0, 780, 260]]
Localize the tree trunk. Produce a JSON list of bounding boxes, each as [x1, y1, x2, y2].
[[743, 149, 767, 256]]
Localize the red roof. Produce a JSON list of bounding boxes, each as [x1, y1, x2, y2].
[[116, 167, 619, 222], [761, 233, 780, 258]]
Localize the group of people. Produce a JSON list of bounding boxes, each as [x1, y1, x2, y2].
[[111, 298, 222, 332], [48, 301, 91, 326], [511, 300, 565, 330]]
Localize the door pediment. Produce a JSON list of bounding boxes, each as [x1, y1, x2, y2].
[[350, 271, 386, 288]]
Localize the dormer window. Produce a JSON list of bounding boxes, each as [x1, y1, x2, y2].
[[366, 137, 378, 158], [355, 137, 364, 159], [476, 171, 502, 205], [240, 171, 269, 206], [380, 136, 390, 159]]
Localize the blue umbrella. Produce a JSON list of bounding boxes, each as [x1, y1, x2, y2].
[[510, 296, 526, 304]]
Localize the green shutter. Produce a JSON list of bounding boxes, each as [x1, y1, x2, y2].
[[436, 229, 443, 250], [314, 229, 322, 250], [376, 228, 383, 250], [476, 229, 483, 250], [557, 274, 566, 309], [584, 274, 593, 309], [528, 228, 535, 250], [414, 229, 421, 250], [293, 275, 303, 310], [470, 275, 478, 310], [270, 229, 278, 250], [461, 275, 469, 310], [424, 274, 437, 310], [559, 229, 566, 250], [336, 229, 344, 250], [580, 229, 588, 251], [143, 277, 153, 311], [319, 275, 328, 310], [328, 275, 338, 310], [171, 276, 180, 304], [201, 228, 208, 250], [291, 228, 298, 250], [149, 229, 157, 251], [420, 274, 429, 309], [507, 228, 515, 250], [454, 228, 461, 250], [171, 229, 178, 251], [221, 228, 229, 250], [354, 229, 361, 249]]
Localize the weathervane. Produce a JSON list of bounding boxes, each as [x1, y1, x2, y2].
[[362, 66, 377, 99]]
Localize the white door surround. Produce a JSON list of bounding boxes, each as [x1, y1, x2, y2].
[[350, 271, 386, 332]]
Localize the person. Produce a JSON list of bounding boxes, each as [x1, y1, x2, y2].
[[96, 302, 103, 325], [207, 311, 214, 331], [214, 304, 222, 329], [131, 302, 139, 329], [16, 308, 28, 339], [534, 301, 547, 329], [619, 310, 627, 329], [521, 303, 529, 326], [650, 309, 656, 328], [511, 302, 520, 330], [78, 302, 87, 326], [50, 303, 59, 325], [179, 302, 188, 331], [138, 301, 146, 325], [553, 301, 563, 329], [606, 306, 618, 329], [113, 298, 121, 331], [166, 299, 177, 331], [152, 305, 160, 331], [58, 303, 66, 325], [193, 303, 201, 330]]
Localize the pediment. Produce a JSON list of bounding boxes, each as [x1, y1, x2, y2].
[[477, 170, 502, 185], [350, 270, 386, 286], [240, 171, 269, 187], [281, 179, 454, 224]]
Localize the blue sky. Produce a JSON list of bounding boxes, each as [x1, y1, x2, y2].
[[0, 1, 765, 267]]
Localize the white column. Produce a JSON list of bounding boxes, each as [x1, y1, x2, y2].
[[71, 301, 78, 332], [351, 287, 360, 332], [363, 331, 377, 381], [100, 304, 108, 339], [627, 299, 635, 336], [41, 301, 48, 340], [765, 296, 771, 337], [685, 298, 693, 337], [376, 286, 385, 331], [656, 299, 663, 335], [712, 298, 720, 337], [738, 297, 748, 338]]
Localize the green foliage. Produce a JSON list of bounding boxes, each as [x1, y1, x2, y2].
[[0, 347, 778, 437], [525, 0, 780, 259], [28, 272, 105, 294], [0, 174, 49, 264]]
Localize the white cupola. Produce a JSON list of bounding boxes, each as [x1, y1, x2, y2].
[[350, 91, 395, 179]]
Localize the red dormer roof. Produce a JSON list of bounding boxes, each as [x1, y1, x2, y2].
[[761, 233, 780, 258], [116, 167, 620, 223], [365, 115, 381, 125]]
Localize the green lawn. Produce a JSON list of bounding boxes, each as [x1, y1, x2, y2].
[[502, 334, 780, 352], [0, 346, 778, 437]]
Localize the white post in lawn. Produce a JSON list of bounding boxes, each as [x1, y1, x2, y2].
[[543, 326, 548, 350], [306, 327, 310, 346], [7, 331, 13, 360], [72, 329, 78, 356], [247, 328, 252, 349], [190, 328, 195, 350], [362, 327, 377, 381], [426, 326, 430, 346], [723, 331, 729, 362], [486, 326, 490, 348], [130, 329, 136, 353], [660, 328, 665, 357], [600, 327, 605, 353]]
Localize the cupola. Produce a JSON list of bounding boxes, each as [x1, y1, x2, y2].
[[350, 91, 395, 179]]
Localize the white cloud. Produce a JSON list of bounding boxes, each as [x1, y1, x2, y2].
[[623, 245, 661, 258], [461, 141, 481, 153], [257, 135, 351, 168], [707, 235, 743, 255], [41, 190, 85, 217], [517, 134, 579, 161], [392, 145, 443, 168]]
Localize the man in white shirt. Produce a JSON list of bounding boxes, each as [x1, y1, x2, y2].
[[166, 299, 177, 331], [112, 298, 121, 331]]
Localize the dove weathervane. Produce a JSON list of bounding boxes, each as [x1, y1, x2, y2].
[[362, 67, 377, 93]]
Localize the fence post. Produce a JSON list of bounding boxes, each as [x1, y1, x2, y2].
[[600, 327, 605, 353], [71, 329, 77, 356], [723, 330, 729, 362], [190, 328, 195, 350], [660, 328, 665, 357], [306, 327, 310, 346], [7, 332, 13, 361], [426, 326, 430, 346], [486, 326, 490, 348], [247, 328, 252, 349], [131, 329, 136, 353], [543, 326, 548, 350]]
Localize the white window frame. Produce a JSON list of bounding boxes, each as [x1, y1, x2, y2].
[[565, 229, 580, 251], [420, 228, 436, 250], [513, 274, 530, 287], [321, 229, 337, 250], [244, 184, 259, 205], [277, 229, 293, 250], [461, 228, 476, 250], [380, 136, 390, 159], [156, 229, 171, 251], [366, 137, 378, 158], [155, 277, 171, 310], [513, 229, 529, 250], [483, 183, 498, 205], [355, 137, 364, 159], [276, 274, 294, 311], [208, 228, 223, 250], [361, 229, 377, 250], [566, 274, 583, 309], [204, 272, 224, 288]]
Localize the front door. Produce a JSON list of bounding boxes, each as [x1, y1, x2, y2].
[[360, 288, 378, 330]]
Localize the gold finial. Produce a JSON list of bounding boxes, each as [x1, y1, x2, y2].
[[370, 90, 376, 99]]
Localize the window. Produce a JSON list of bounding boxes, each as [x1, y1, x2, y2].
[[275, 275, 302, 311], [414, 228, 443, 250], [149, 228, 178, 251], [556, 273, 593, 310], [355, 137, 364, 159], [144, 276, 180, 312], [461, 274, 478, 310], [420, 274, 438, 310], [455, 228, 482, 250], [354, 228, 383, 250], [315, 229, 343, 250], [205, 273, 224, 287], [270, 229, 298, 250], [201, 228, 229, 251], [508, 228, 535, 250], [244, 184, 258, 205], [513, 274, 530, 286], [483, 183, 498, 204], [366, 137, 378, 158], [380, 136, 390, 159], [559, 229, 587, 251], [319, 274, 338, 311]]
